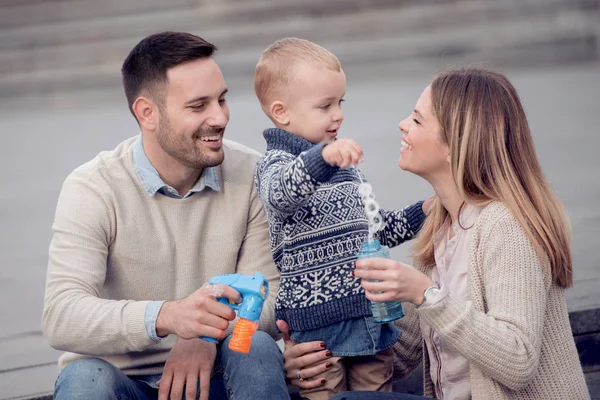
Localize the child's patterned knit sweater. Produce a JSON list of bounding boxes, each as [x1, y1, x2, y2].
[[255, 128, 426, 332]]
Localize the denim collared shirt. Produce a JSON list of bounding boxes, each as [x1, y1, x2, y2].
[[133, 136, 220, 343], [133, 135, 220, 199]]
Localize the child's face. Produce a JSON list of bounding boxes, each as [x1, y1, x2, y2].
[[284, 65, 346, 144]]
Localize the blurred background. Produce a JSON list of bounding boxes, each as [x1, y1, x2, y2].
[[1, 0, 599, 398]]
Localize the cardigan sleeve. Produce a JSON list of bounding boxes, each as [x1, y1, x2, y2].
[[416, 210, 551, 391]]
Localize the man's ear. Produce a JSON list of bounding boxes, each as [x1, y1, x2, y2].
[[270, 100, 290, 125], [132, 96, 158, 131]]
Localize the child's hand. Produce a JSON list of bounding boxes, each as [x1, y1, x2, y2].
[[322, 138, 363, 168]]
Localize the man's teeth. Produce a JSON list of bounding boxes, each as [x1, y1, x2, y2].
[[402, 140, 413, 150], [200, 135, 220, 141]]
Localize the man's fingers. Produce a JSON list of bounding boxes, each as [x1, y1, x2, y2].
[[198, 312, 230, 332], [169, 373, 186, 400], [276, 320, 292, 346], [157, 371, 173, 400], [207, 299, 236, 321], [185, 373, 198, 400], [196, 325, 227, 341], [199, 369, 211, 400], [216, 285, 242, 303]]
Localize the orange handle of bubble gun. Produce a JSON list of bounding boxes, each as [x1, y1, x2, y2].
[[228, 318, 258, 354]]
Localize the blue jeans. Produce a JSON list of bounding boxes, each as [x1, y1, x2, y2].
[[291, 316, 401, 357], [54, 331, 289, 400], [330, 393, 430, 400]]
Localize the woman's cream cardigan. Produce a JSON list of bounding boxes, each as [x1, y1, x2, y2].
[[392, 202, 589, 399]]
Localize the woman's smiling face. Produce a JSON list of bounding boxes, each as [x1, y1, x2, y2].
[[398, 85, 450, 181]]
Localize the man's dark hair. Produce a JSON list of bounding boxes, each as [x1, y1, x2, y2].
[[121, 31, 217, 120]]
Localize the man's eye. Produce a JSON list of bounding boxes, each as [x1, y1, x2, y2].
[[190, 104, 206, 110], [413, 118, 421, 125], [218, 98, 227, 104], [320, 104, 331, 110], [339, 98, 345, 105]]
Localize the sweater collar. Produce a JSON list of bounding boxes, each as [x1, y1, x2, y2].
[[263, 128, 315, 156]]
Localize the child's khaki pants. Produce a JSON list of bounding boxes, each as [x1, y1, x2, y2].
[[299, 347, 394, 400]]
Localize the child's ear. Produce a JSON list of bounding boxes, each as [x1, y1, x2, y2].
[[270, 101, 290, 125]]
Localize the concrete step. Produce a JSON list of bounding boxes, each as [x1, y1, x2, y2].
[[0, 0, 592, 53], [0, 1, 597, 99], [0, 0, 598, 99], [0, 0, 191, 30]]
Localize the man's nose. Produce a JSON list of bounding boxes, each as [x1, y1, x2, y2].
[[207, 103, 229, 127]]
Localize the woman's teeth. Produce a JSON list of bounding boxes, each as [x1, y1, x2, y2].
[[402, 140, 413, 150]]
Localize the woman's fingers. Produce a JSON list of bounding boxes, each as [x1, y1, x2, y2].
[[294, 377, 327, 390], [355, 257, 399, 270], [285, 345, 329, 374], [360, 279, 396, 293], [291, 359, 330, 389], [354, 266, 401, 284], [285, 339, 327, 361], [365, 290, 397, 303]]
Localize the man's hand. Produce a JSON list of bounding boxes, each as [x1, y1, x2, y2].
[[156, 284, 240, 340], [157, 338, 216, 400], [322, 138, 363, 168]]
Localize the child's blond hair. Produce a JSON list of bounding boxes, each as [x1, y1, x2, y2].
[[254, 37, 342, 108]]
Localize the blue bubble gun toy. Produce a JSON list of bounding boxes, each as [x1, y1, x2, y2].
[[200, 272, 268, 353]]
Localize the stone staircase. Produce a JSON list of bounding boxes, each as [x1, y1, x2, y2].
[[0, 0, 598, 100]]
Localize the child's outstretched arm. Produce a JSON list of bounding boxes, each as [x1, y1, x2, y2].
[[255, 143, 338, 217], [378, 201, 426, 248]]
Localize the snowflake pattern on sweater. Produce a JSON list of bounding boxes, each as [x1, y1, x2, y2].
[[255, 128, 425, 331]]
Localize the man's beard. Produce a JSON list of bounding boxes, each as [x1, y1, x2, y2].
[[156, 116, 225, 170]]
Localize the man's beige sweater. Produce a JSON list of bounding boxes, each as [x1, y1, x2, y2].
[[42, 137, 279, 375], [392, 202, 589, 399]]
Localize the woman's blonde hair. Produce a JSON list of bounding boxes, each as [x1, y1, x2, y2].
[[413, 68, 573, 288]]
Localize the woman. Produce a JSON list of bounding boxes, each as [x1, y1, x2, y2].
[[280, 68, 589, 399]]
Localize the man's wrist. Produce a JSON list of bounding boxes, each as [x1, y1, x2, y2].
[[156, 300, 176, 337], [145, 301, 166, 342]]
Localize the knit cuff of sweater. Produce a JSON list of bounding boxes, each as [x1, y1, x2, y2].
[[302, 143, 339, 183], [405, 201, 426, 233]]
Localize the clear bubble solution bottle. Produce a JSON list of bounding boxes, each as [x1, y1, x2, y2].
[[356, 239, 404, 323]]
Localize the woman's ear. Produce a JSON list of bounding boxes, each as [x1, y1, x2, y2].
[[270, 101, 290, 125]]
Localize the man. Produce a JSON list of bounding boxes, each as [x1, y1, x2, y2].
[[42, 31, 289, 400]]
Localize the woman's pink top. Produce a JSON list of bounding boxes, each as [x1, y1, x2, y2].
[[420, 204, 482, 400]]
